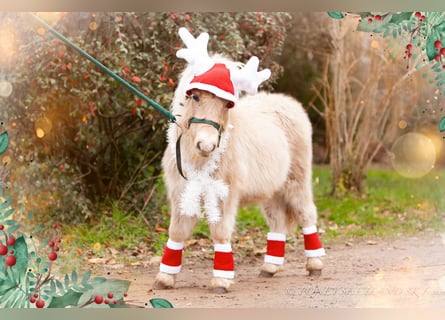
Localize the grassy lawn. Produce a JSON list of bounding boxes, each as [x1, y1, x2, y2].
[[62, 165, 445, 261]]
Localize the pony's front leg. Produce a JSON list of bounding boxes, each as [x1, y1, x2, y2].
[[208, 199, 237, 293], [153, 212, 197, 289]]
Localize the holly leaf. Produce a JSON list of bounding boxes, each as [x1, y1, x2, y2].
[[327, 12, 344, 19], [149, 298, 174, 308], [0, 131, 8, 155], [47, 289, 83, 308], [8, 236, 29, 284], [389, 12, 413, 24]]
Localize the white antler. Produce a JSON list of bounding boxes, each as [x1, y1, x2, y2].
[[176, 27, 214, 75], [232, 56, 271, 95]]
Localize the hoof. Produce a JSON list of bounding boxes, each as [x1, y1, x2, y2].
[[308, 269, 322, 277], [259, 263, 283, 278], [153, 272, 176, 289], [306, 257, 323, 277], [212, 286, 228, 294], [259, 270, 274, 278], [211, 277, 233, 293]]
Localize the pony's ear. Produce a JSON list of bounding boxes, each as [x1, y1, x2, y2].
[[176, 27, 215, 76], [231, 56, 271, 95]]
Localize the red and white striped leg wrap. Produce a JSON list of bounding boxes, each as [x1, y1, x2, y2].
[[302, 226, 325, 258], [264, 232, 286, 265], [213, 243, 235, 279], [159, 239, 184, 274]]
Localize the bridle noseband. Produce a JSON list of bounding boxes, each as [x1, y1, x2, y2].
[[175, 117, 223, 180]]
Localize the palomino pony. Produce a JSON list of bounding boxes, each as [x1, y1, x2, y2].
[[153, 28, 325, 293]]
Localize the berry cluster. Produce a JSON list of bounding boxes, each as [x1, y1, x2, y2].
[[0, 224, 16, 267], [92, 292, 128, 306], [24, 223, 63, 308], [433, 40, 445, 68], [47, 223, 62, 262], [403, 12, 427, 69], [29, 292, 45, 308]]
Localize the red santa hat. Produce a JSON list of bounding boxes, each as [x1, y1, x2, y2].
[[176, 27, 271, 108], [185, 63, 237, 108]]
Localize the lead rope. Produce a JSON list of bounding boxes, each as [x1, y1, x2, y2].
[[175, 134, 187, 180]]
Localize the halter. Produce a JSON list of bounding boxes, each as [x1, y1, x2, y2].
[[175, 117, 223, 180]]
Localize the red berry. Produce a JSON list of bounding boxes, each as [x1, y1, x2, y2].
[[368, 18, 373, 23], [375, 15, 382, 21], [94, 295, 103, 304], [48, 251, 57, 261], [435, 54, 441, 61], [104, 299, 109, 304], [0, 224, 4, 230], [406, 44, 413, 51], [5, 255, 16, 267], [7, 237, 15, 246], [54, 246, 60, 252], [441, 48, 445, 55], [34, 293, 39, 298], [35, 299, 45, 308], [123, 292, 128, 297], [107, 292, 114, 299], [0, 244, 7, 255], [434, 40, 442, 49], [29, 296, 36, 303], [48, 240, 55, 247], [415, 12, 421, 18], [113, 300, 118, 304]]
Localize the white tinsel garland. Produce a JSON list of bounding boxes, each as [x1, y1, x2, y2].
[[176, 125, 232, 224]]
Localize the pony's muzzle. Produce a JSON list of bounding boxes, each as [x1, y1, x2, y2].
[[196, 140, 216, 157]]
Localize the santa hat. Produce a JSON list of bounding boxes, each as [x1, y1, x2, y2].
[[176, 27, 271, 107], [185, 63, 237, 108]]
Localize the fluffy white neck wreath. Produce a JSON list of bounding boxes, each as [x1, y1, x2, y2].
[[178, 124, 232, 224]]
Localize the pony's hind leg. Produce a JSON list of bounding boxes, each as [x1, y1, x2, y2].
[[259, 195, 290, 277], [153, 213, 198, 289], [285, 180, 325, 276]]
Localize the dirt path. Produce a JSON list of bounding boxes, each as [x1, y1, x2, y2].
[[97, 232, 445, 308]]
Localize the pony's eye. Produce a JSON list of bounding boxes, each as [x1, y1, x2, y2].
[[192, 94, 200, 102]]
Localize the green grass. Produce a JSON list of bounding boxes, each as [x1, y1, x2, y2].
[[313, 166, 445, 243], [63, 166, 445, 262]]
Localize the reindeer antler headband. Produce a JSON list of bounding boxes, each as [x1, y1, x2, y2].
[[176, 27, 271, 107]]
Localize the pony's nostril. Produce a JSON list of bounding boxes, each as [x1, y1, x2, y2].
[[197, 142, 216, 154]]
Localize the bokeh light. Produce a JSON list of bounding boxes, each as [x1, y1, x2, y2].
[[390, 132, 436, 178], [0, 81, 13, 98], [398, 119, 407, 129], [89, 21, 98, 31], [34, 116, 53, 139], [0, 28, 16, 58]]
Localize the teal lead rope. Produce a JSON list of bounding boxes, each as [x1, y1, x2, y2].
[[29, 13, 176, 123]]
